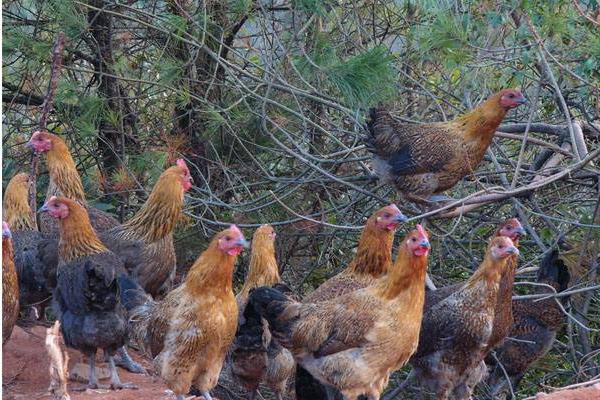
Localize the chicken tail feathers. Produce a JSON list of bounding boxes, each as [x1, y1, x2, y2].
[[248, 286, 296, 340], [364, 106, 390, 154], [118, 274, 151, 311], [538, 248, 571, 292], [231, 301, 269, 389]]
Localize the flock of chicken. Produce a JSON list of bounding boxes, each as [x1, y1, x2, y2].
[[1, 89, 574, 400]]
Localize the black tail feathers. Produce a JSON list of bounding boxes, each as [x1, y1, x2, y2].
[[538, 248, 571, 292], [118, 274, 151, 311]]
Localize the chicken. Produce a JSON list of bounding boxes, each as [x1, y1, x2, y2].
[[122, 225, 248, 400], [27, 130, 119, 236], [99, 158, 192, 297], [3, 172, 51, 318], [38, 159, 192, 298], [296, 203, 407, 400], [366, 89, 527, 203], [305, 203, 407, 303], [486, 247, 571, 395], [426, 218, 526, 353], [232, 225, 296, 400], [249, 225, 431, 400], [38, 196, 133, 390], [3, 222, 20, 344], [408, 236, 519, 400]]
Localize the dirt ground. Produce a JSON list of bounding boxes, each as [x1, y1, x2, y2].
[[2, 326, 206, 400]]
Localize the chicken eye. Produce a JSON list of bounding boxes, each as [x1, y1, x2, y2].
[[509, 93, 514, 98], [506, 226, 512, 230], [383, 213, 390, 218], [411, 238, 416, 241], [498, 245, 504, 249], [225, 236, 231, 241]]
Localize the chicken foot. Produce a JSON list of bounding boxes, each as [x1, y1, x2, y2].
[[107, 355, 138, 390], [113, 346, 146, 374]]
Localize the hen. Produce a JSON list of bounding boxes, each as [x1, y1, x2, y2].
[[232, 225, 296, 400], [249, 225, 431, 400], [366, 89, 527, 203], [3, 172, 51, 317], [123, 225, 248, 400], [2, 222, 20, 344], [27, 130, 119, 236], [39, 196, 133, 390], [408, 236, 519, 400], [296, 203, 406, 399], [486, 247, 571, 395]]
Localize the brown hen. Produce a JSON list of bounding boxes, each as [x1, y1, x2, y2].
[[27, 131, 119, 236], [124, 225, 248, 400], [408, 236, 519, 400], [366, 89, 527, 203]]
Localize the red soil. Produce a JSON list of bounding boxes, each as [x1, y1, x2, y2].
[[2, 326, 194, 400]]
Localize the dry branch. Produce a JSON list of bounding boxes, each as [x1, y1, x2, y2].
[[28, 32, 66, 225]]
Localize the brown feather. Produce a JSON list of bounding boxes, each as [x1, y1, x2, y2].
[[3, 173, 36, 231], [2, 231, 20, 344]]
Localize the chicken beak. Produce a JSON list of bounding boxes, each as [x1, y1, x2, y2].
[[420, 239, 431, 249], [395, 212, 408, 223], [2, 223, 12, 239], [38, 203, 49, 214], [26, 140, 35, 151], [515, 226, 526, 237], [506, 246, 519, 256], [516, 97, 528, 105], [236, 238, 250, 249]]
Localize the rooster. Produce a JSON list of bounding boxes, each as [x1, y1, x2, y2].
[[408, 236, 519, 400], [296, 203, 407, 399], [487, 247, 571, 395], [3, 222, 20, 344], [249, 225, 431, 400], [366, 89, 527, 203], [39, 196, 134, 390], [122, 225, 248, 400], [27, 130, 119, 236], [232, 225, 296, 400], [3, 172, 51, 318]]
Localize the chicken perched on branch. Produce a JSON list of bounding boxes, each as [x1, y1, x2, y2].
[[487, 247, 571, 395], [409, 236, 519, 400], [39, 197, 133, 390], [3, 222, 20, 345], [249, 225, 431, 400], [296, 203, 406, 400], [232, 225, 295, 400], [3, 172, 51, 317], [27, 130, 119, 236], [122, 225, 248, 400], [366, 89, 527, 203]]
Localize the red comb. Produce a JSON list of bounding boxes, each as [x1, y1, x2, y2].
[[388, 203, 401, 213], [416, 224, 428, 238], [176, 159, 188, 170], [229, 224, 242, 235]]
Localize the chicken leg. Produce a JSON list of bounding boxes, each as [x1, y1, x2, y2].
[[107, 355, 138, 390], [114, 346, 146, 374]]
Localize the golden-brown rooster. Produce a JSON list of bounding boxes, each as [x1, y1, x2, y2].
[[232, 225, 295, 400], [366, 89, 527, 203], [122, 225, 248, 400], [27, 130, 119, 236], [296, 203, 407, 399], [249, 225, 431, 400], [486, 246, 571, 395], [408, 236, 519, 400], [39, 197, 134, 390], [3, 172, 51, 317], [3, 222, 20, 344]]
